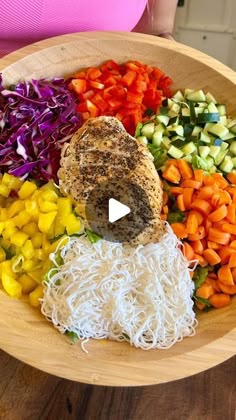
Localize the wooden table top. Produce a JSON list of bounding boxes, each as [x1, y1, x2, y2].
[[1, 350, 235, 420]]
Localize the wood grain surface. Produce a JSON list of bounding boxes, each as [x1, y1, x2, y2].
[[0, 32, 235, 386], [0, 350, 235, 420]]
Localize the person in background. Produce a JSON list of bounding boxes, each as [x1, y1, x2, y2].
[[0, 0, 178, 57]]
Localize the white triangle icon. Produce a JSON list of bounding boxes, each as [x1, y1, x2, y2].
[[108, 198, 130, 223]]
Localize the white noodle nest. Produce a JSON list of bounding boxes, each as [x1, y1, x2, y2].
[[41, 224, 198, 350]]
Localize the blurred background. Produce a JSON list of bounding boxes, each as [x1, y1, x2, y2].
[[174, 0, 236, 70]]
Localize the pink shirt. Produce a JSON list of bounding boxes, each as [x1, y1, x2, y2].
[[0, 0, 147, 57]]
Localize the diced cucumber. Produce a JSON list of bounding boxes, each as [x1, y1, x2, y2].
[[167, 99, 174, 108], [156, 114, 170, 126], [184, 88, 194, 97], [209, 145, 221, 159], [214, 150, 228, 165], [137, 136, 148, 145], [199, 145, 210, 158], [229, 141, 236, 156], [141, 123, 155, 139], [167, 125, 184, 137], [220, 156, 234, 173], [169, 116, 179, 126], [199, 131, 212, 143], [181, 142, 197, 155], [232, 157, 236, 168], [221, 131, 236, 141], [192, 126, 202, 136], [217, 104, 226, 116], [208, 102, 219, 113], [183, 155, 193, 163], [221, 141, 229, 151], [205, 156, 214, 168], [229, 124, 236, 134], [152, 131, 163, 146], [220, 116, 227, 126], [198, 112, 220, 124], [162, 136, 171, 149], [168, 110, 179, 118], [208, 123, 229, 138], [194, 107, 205, 116], [168, 145, 184, 159], [171, 103, 180, 114], [227, 119, 236, 128], [181, 107, 190, 123], [173, 90, 185, 102], [186, 89, 206, 102], [206, 92, 217, 104]]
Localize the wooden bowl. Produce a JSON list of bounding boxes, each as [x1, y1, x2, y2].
[[0, 32, 235, 386]]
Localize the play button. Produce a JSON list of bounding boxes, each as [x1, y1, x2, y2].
[[108, 198, 130, 223], [85, 178, 154, 243]]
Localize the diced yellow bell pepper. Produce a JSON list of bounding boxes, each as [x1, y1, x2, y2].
[[31, 190, 40, 200], [0, 183, 10, 198], [65, 214, 81, 235], [40, 189, 58, 202], [74, 203, 86, 218], [34, 249, 45, 260], [18, 273, 37, 294], [13, 210, 31, 228], [0, 247, 6, 262], [54, 216, 66, 237], [22, 222, 38, 236], [38, 197, 58, 213], [18, 181, 37, 199], [48, 235, 68, 254], [24, 199, 39, 220], [2, 226, 18, 240], [2, 272, 22, 298], [2, 173, 23, 190], [22, 240, 34, 260], [42, 234, 51, 253], [57, 197, 72, 216], [28, 268, 45, 284], [0, 208, 8, 221], [0, 222, 5, 235], [7, 200, 25, 218], [0, 238, 11, 251], [29, 284, 43, 307], [31, 232, 43, 248], [22, 259, 41, 272], [11, 231, 29, 247], [38, 211, 57, 234]]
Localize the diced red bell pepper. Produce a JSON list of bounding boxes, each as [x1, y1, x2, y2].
[[70, 79, 87, 94]]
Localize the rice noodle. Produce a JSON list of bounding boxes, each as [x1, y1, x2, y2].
[[41, 223, 198, 350]]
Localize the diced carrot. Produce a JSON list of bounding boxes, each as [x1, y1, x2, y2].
[[163, 205, 168, 215], [188, 210, 204, 226], [222, 223, 236, 236], [189, 270, 194, 279], [197, 186, 216, 200], [208, 272, 217, 279], [190, 199, 212, 216], [194, 253, 208, 267], [218, 246, 233, 264], [217, 265, 234, 285], [194, 169, 203, 186], [183, 242, 195, 261], [217, 282, 236, 295], [183, 188, 194, 210], [203, 174, 215, 186], [186, 213, 198, 235], [209, 293, 231, 308], [196, 283, 215, 299], [181, 180, 201, 189], [195, 300, 206, 310], [205, 277, 221, 292], [169, 187, 184, 196], [230, 240, 236, 250], [162, 165, 181, 184], [188, 226, 206, 241], [231, 267, 236, 282], [212, 190, 232, 207], [208, 205, 228, 222], [211, 173, 229, 189], [202, 248, 221, 266], [190, 240, 204, 255], [161, 214, 167, 221], [207, 241, 221, 251], [171, 223, 188, 239], [163, 191, 168, 206], [176, 194, 186, 212], [208, 228, 231, 245], [228, 252, 236, 268], [226, 204, 236, 224], [177, 159, 193, 180], [204, 219, 212, 236], [227, 172, 236, 185]]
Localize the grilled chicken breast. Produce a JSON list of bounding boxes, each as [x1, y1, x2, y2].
[[58, 116, 165, 244]]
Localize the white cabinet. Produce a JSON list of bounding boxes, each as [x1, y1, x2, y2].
[[174, 0, 236, 70]]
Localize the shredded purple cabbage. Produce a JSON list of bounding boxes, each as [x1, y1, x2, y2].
[[0, 74, 82, 182]]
